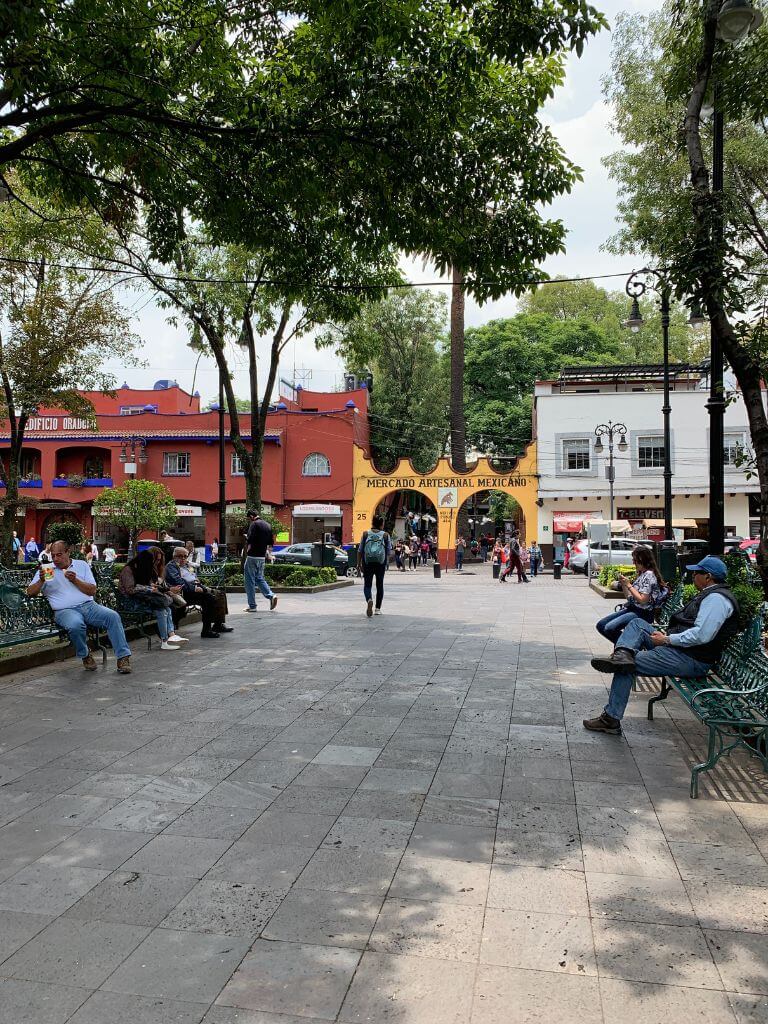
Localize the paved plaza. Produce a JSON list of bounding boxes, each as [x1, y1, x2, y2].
[[1, 568, 767, 1024]]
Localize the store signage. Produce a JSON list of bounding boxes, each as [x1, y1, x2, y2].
[[292, 503, 342, 517], [618, 507, 663, 520], [365, 473, 527, 489], [176, 505, 202, 517], [27, 416, 91, 431]]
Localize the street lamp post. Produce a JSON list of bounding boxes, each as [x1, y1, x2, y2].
[[706, 0, 763, 555], [217, 369, 227, 559], [118, 437, 148, 558], [593, 421, 628, 523], [623, 269, 674, 542]]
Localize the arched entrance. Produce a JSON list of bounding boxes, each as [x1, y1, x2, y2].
[[352, 443, 538, 567]]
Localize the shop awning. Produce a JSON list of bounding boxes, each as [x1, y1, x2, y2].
[[292, 503, 342, 517], [642, 518, 698, 529], [552, 511, 599, 532]]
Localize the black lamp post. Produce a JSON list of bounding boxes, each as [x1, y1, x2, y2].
[[623, 269, 674, 542], [593, 421, 628, 523], [210, 373, 228, 561], [118, 437, 148, 557], [706, 0, 763, 555]]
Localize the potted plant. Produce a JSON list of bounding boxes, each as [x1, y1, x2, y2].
[[67, 473, 86, 488]]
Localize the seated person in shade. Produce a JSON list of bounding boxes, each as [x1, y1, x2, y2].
[[26, 540, 132, 674], [165, 546, 232, 639]]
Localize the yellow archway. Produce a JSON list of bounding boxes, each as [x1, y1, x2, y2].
[[352, 442, 538, 563]]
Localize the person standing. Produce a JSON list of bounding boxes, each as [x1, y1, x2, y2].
[[103, 544, 117, 563], [358, 513, 391, 617], [480, 535, 489, 563], [529, 541, 542, 578], [26, 540, 132, 673], [393, 539, 406, 572], [211, 537, 219, 560], [25, 536, 40, 562], [243, 509, 278, 613], [408, 537, 419, 571], [11, 531, 21, 563], [509, 531, 529, 583], [90, 539, 99, 561], [456, 535, 466, 571]]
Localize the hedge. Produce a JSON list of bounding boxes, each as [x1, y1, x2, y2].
[[221, 561, 336, 588]]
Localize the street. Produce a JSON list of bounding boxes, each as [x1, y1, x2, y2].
[[1, 567, 767, 1023]]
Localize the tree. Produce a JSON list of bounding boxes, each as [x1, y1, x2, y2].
[[602, 3, 768, 584], [92, 479, 177, 555], [0, 182, 138, 564], [318, 291, 450, 472], [464, 313, 625, 454], [46, 520, 85, 549], [519, 279, 707, 362]]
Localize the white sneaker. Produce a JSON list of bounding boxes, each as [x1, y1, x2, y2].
[[160, 640, 181, 651], [374, 608, 382, 615], [167, 633, 189, 643]]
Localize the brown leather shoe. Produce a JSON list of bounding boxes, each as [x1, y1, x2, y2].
[[116, 656, 132, 674], [583, 712, 622, 735], [590, 648, 637, 674], [82, 654, 97, 672]]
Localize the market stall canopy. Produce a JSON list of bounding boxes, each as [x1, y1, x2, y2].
[[552, 511, 600, 532], [642, 518, 698, 529]]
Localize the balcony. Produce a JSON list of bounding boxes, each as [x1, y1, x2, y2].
[[0, 478, 43, 489], [52, 477, 113, 488]]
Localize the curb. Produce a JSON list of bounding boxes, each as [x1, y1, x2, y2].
[[225, 579, 355, 595]]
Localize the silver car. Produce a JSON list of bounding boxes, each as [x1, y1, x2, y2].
[[568, 538, 644, 574]]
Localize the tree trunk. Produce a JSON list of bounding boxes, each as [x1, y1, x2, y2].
[[450, 266, 467, 471]]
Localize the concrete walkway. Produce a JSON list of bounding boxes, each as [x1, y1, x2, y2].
[[0, 567, 767, 1024]]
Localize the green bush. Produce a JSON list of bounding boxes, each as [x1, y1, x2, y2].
[[679, 554, 764, 630], [46, 520, 86, 548], [222, 561, 336, 588], [597, 564, 634, 587]]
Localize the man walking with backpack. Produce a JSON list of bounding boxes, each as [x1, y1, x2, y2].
[[358, 514, 392, 617]]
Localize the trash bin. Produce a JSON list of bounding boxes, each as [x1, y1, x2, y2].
[[347, 545, 358, 575], [492, 563, 500, 580], [311, 542, 323, 568], [433, 562, 441, 579], [553, 561, 563, 580], [659, 541, 677, 585]]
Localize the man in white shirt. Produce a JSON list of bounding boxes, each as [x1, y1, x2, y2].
[[103, 546, 117, 563], [26, 541, 132, 673]]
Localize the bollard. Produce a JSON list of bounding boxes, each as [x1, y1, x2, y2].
[[433, 562, 441, 579], [553, 561, 563, 580], [492, 563, 500, 580]]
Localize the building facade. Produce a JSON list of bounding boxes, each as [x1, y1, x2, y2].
[[534, 365, 759, 561], [1, 380, 370, 552]]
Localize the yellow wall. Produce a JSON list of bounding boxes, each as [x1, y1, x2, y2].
[[352, 443, 538, 551]]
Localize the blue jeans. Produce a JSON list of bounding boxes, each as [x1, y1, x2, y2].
[[456, 550, 464, 570], [244, 556, 274, 609], [605, 618, 710, 721], [55, 601, 131, 660]]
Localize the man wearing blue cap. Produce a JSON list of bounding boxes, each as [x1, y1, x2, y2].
[[584, 556, 739, 735]]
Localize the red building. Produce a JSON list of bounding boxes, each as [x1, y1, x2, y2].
[[1, 380, 370, 552]]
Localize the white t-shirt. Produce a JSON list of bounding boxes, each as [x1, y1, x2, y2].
[[32, 559, 96, 610], [103, 547, 116, 562]]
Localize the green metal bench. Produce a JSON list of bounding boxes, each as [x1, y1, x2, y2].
[[196, 560, 228, 588], [646, 613, 767, 796], [0, 568, 63, 648]]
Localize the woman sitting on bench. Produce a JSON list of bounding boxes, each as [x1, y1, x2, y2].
[[596, 546, 667, 644]]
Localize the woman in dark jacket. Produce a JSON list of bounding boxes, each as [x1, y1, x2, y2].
[[118, 550, 187, 650]]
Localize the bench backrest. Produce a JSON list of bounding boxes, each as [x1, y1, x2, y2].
[[657, 582, 685, 629]]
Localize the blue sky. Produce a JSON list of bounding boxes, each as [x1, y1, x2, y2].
[[114, 0, 660, 403]]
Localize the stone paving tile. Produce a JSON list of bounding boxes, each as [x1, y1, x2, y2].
[[585, 870, 696, 925], [480, 907, 597, 975], [0, 977, 90, 1024], [391, 853, 491, 906], [0, 822, 78, 881], [161, 879, 284, 938], [0, 863, 109, 914], [369, 897, 485, 962], [0, 910, 54, 964], [262, 888, 383, 948], [493, 827, 583, 871], [294, 848, 402, 895], [705, 928, 768, 994], [215, 938, 360, 1019], [119, 834, 232, 877], [102, 928, 251, 1002], [0, 916, 149, 987], [472, 965, 603, 1024], [592, 918, 724, 988], [339, 950, 476, 1024], [64, 870, 197, 927], [487, 863, 590, 916], [67, 991, 209, 1024], [599, 979, 737, 1024]]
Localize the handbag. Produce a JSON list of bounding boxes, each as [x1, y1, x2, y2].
[[143, 591, 173, 609], [170, 592, 187, 608]]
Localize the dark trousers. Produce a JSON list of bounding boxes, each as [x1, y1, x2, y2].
[[363, 563, 386, 609], [508, 551, 527, 581], [183, 586, 221, 629]]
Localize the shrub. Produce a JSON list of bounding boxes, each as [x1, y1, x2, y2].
[[223, 561, 337, 588], [46, 520, 85, 548], [67, 473, 86, 488], [597, 564, 634, 587]]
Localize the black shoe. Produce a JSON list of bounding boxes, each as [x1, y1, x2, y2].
[[591, 648, 636, 674], [583, 712, 622, 735], [214, 624, 233, 633], [201, 629, 220, 638]]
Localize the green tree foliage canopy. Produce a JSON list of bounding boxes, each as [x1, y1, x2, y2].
[[317, 291, 449, 473], [92, 479, 177, 539]]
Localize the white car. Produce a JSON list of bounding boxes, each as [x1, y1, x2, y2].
[[568, 538, 646, 574]]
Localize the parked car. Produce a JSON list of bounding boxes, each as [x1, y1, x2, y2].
[[568, 538, 648, 574], [272, 542, 350, 575], [740, 538, 759, 563]]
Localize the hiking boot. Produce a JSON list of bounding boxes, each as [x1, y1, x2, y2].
[[82, 654, 97, 672], [591, 648, 637, 674], [583, 712, 622, 735], [116, 656, 132, 675], [270, 596, 278, 611], [366, 599, 373, 618]]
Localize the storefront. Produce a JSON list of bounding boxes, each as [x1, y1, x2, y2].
[[292, 503, 343, 544], [170, 504, 206, 544], [551, 510, 601, 562]]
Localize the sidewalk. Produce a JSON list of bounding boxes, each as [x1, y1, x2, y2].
[[0, 568, 766, 1023]]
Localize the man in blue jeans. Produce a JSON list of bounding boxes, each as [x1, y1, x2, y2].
[[26, 541, 132, 673], [244, 509, 278, 613], [583, 556, 738, 735]]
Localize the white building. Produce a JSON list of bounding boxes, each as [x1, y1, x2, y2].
[[533, 365, 758, 561]]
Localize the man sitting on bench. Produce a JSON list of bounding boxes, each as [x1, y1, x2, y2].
[[27, 540, 132, 674], [583, 556, 738, 736]]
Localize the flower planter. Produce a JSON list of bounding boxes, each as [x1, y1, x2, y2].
[[19, 479, 42, 488], [84, 478, 113, 487]]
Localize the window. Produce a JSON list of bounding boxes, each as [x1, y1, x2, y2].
[[724, 432, 747, 467], [19, 453, 37, 478], [637, 436, 665, 469], [562, 438, 590, 471], [302, 452, 331, 476], [83, 456, 104, 478], [231, 453, 244, 476], [120, 405, 148, 416], [163, 452, 190, 476]]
